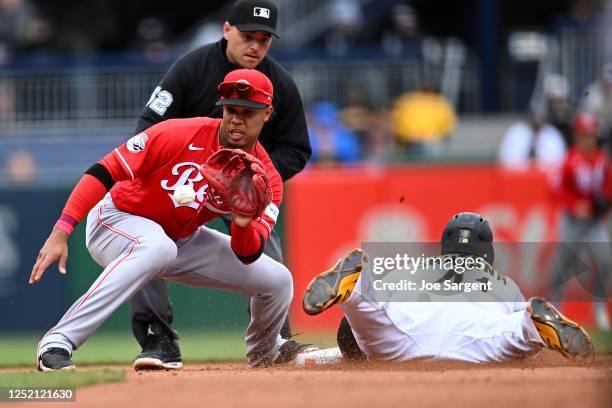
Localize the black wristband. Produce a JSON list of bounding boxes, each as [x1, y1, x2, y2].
[[84, 163, 115, 191], [235, 233, 266, 265]]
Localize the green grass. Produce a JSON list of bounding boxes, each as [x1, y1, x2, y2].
[[0, 328, 338, 368], [0, 369, 125, 388], [2, 329, 605, 369], [0, 329, 250, 368], [591, 331, 612, 354]]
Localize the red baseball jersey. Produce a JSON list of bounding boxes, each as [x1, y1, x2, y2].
[[555, 147, 611, 213], [98, 117, 283, 240]]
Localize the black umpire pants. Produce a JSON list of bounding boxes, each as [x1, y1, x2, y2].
[[130, 214, 292, 348]]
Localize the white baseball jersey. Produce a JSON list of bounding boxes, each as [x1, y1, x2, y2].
[[342, 263, 543, 363]]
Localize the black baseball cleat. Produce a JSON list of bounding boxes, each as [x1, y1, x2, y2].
[[528, 297, 594, 359], [38, 348, 76, 371], [303, 248, 366, 315], [133, 324, 183, 370], [273, 340, 319, 365]]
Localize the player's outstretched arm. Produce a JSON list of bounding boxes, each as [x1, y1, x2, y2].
[[28, 161, 119, 284], [29, 228, 69, 284]]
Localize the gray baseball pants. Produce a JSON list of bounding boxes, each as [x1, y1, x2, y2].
[[37, 195, 292, 366], [551, 212, 610, 301], [130, 214, 291, 347]]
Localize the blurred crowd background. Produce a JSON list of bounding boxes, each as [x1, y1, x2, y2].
[[0, 0, 611, 336], [0, 0, 610, 180]]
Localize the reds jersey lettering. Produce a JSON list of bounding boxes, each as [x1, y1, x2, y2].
[[161, 162, 204, 190], [160, 162, 208, 209]]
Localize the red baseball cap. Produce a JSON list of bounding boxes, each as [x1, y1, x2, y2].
[[573, 112, 599, 136], [216, 69, 274, 109]]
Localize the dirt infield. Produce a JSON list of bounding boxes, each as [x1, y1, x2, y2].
[[10, 351, 612, 408]]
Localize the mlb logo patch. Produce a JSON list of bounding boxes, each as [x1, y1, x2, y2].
[[458, 229, 471, 244], [126, 132, 148, 153], [254, 7, 270, 18]]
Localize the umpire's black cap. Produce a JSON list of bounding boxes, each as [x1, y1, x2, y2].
[[228, 0, 279, 38]]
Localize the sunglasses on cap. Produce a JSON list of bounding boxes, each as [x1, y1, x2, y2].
[[217, 80, 272, 100]]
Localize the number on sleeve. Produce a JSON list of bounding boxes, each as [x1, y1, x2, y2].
[[146, 86, 174, 116]]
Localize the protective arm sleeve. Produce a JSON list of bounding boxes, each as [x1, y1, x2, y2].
[[54, 172, 112, 235], [230, 222, 267, 264]]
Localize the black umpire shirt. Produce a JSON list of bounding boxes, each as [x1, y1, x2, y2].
[[135, 39, 312, 181]]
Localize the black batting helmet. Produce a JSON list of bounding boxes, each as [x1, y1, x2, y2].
[[440, 212, 494, 264]]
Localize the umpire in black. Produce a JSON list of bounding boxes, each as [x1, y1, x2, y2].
[[131, 0, 311, 370]]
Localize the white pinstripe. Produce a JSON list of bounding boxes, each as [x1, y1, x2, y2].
[[114, 148, 134, 181]]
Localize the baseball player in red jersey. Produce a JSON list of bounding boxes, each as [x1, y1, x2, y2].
[[30, 69, 316, 371], [552, 112, 611, 329]]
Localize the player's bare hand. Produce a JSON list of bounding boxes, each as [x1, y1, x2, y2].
[[29, 228, 69, 284], [231, 213, 253, 228]]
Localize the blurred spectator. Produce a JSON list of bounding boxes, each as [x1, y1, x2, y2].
[[391, 79, 456, 155], [341, 87, 373, 153], [5, 149, 37, 184], [367, 107, 395, 162], [544, 73, 574, 147], [499, 106, 566, 170], [189, 22, 224, 51], [324, 0, 364, 57], [129, 16, 171, 64], [551, 112, 611, 330], [381, 4, 421, 57], [581, 62, 612, 148], [340, 88, 395, 162], [0, 78, 14, 122], [0, 0, 52, 64], [308, 101, 361, 164], [554, 0, 600, 29]]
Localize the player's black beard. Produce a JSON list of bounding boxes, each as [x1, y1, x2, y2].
[[219, 126, 238, 149], [219, 126, 256, 151], [219, 127, 234, 148]]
